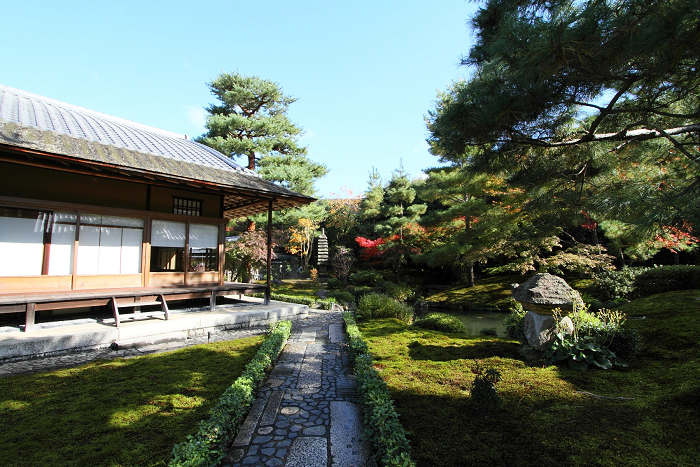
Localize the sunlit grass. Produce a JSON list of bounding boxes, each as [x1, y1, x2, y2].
[[271, 278, 325, 297], [359, 289, 700, 466], [0, 335, 265, 467]]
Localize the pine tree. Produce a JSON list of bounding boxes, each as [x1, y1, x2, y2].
[[358, 168, 384, 235], [374, 164, 426, 278], [197, 72, 327, 196]]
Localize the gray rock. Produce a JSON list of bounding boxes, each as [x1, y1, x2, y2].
[[511, 273, 582, 315], [523, 311, 574, 350]]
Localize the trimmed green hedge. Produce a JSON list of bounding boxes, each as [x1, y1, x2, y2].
[[169, 321, 292, 467], [629, 265, 700, 299], [343, 312, 416, 467], [356, 293, 413, 323], [250, 292, 336, 309], [413, 312, 467, 335]]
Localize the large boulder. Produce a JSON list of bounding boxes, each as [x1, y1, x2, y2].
[[511, 273, 582, 316]]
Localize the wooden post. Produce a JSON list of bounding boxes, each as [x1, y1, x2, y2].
[[264, 199, 273, 306], [24, 303, 36, 332]]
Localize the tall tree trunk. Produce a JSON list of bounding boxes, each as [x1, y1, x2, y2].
[[465, 212, 475, 287], [466, 262, 475, 288]]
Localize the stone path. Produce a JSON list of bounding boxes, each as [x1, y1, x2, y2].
[[222, 308, 374, 467], [0, 308, 374, 467]]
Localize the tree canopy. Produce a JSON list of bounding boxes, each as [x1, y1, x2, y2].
[[428, 0, 700, 229], [429, 0, 700, 157], [197, 72, 327, 196]]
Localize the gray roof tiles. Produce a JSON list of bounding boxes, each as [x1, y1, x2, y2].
[[0, 84, 315, 213], [0, 84, 251, 174]]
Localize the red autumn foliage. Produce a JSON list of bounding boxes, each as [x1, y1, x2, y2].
[[654, 222, 699, 251], [581, 210, 598, 231], [355, 236, 386, 262]]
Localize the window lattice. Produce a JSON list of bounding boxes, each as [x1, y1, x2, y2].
[[173, 198, 202, 216]]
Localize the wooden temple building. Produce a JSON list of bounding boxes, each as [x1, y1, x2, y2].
[[0, 84, 314, 330]]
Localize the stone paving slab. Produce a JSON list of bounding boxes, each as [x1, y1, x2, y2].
[[330, 401, 372, 467], [222, 309, 375, 467]]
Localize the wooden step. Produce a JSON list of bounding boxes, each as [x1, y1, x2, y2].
[[111, 295, 169, 327], [115, 301, 163, 308]]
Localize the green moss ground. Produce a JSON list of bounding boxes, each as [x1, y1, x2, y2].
[[271, 279, 325, 298], [422, 275, 594, 310], [359, 289, 700, 466], [0, 335, 265, 467]]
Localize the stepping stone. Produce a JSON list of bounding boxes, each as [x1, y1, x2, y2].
[[232, 398, 266, 446], [330, 401, 372, 467], [260, 390, 284, 426], [329, 323, 345, 343]]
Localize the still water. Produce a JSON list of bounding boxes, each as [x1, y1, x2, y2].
[[415, 307, 510, 337]]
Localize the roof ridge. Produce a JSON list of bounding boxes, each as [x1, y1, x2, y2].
[[0, 84, 186, 140]]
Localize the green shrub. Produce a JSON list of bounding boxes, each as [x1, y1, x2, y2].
[[383, 281, 415, 302], [329, 290, 356, 305], [628, 265, 700, 299], [503, 300, 528, 345], [544, 308, 633, 370], [414, 312, 466, 335], [169, 321, 291, 467], [349, 286, 376, 301], [350, 269, 384, 287], [589, 267, 650, 302], [251, 292, 316, 307], [479, 328, 498, 337], [316, 297, 337, 310], [470, 361, 503, 413], [326, 277, 343, 289], [356, 293, 414, 323], [343, 313, 416, 467]]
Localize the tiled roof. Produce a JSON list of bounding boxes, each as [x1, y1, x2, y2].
[[0, 85, 315, 216], [0, 84, 252, 174]]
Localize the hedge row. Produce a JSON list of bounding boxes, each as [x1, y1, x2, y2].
[[590, 265, 700, 302], [250, 292, 337, 310], [169, 320, 292, 467], [343, 312, 416, 467]]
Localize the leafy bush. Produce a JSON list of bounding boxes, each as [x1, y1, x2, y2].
[[503, 300, 528, 344], [470, 361, 503, 413], [383, 281, 415, 302], [343, 313, 416, 467], [329, 290, 356, 305], [350, 269, 384, 287], [628, 265, 700, 299], [414, 312, 466, 335], [607, 327, 642, 362], [349, 286, 376, 301], [251, 292, 316, 307], [169, 321, 291, 467], [326, 277, 343, 289], [356, 293, 414, 323], [589, 267, 650, 302], [544, 308, 632, 370], [316, 297, 337, 310]]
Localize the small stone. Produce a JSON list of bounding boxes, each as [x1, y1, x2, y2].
[[303, 425, 326, 436], [252, 435, 273, 444], [257, 426, 274, 435], [280, 406, 299, 415]]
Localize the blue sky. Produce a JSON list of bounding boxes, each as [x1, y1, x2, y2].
[[2, 1, 478, 199]]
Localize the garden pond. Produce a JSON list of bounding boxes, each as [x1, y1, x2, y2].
[[415, 307, 510, 337]]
